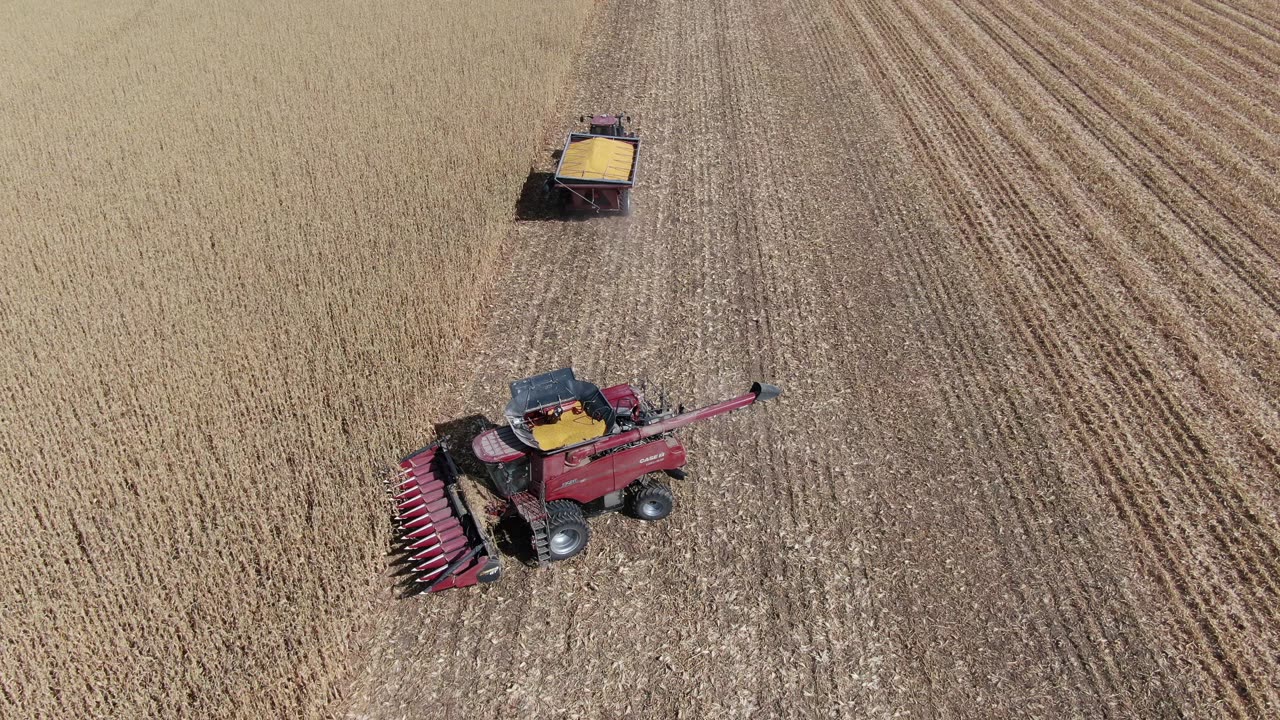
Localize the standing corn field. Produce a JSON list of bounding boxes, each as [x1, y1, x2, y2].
[[0, 1, 591, 716]]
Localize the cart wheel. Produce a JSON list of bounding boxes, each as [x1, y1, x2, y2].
[[619, 190, 632, 216], [546, 501, 590, 561], [627, 482, 674, 521]]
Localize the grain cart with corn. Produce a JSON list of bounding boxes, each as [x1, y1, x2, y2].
[[548, 114, 640, 215]]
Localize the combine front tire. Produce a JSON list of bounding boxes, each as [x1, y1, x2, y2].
[[546, 501, 590, 562], [627, 482, 674, 521]]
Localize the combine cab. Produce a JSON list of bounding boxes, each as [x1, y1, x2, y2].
[[549, 114, 640, 215], [389, 368, 781, 592]]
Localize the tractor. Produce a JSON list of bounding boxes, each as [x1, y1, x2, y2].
[[389, 368, 781, 592]]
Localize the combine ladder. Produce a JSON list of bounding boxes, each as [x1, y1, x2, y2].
[[511, 491, 551, 566]]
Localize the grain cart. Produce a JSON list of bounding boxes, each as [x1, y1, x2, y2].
[[389, 368, 781, 592], [549, 114, 640, 215]]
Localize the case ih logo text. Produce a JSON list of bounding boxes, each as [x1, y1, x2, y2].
[[639, 452, 666, 464]]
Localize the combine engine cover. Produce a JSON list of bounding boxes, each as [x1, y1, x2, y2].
[[390, 443, 501, 592]]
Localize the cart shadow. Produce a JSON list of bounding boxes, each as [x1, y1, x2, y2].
[[514, 170, 562, 221], [514, 169, 596, 222]]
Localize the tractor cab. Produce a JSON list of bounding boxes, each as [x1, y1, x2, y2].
[[587, 114, 630, 137]]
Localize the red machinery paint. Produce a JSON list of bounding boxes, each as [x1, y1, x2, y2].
[[389, 369, 781, 592]]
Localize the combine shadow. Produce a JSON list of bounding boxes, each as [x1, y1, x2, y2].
[[432, 414, 497, 486], [386, 414, 537, 597]]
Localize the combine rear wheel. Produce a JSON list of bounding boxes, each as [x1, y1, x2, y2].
[[627, 482, 674, 521], [546, 501, 590, 561]]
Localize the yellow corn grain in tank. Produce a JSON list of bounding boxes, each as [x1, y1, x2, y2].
[[558, 137, 635, 182], [528, 402, 607, 450]]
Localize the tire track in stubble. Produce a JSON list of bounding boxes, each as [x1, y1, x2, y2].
[[905, 0, 1280, 488], [834, 0, 1274, 712], [1136, 0, 1280, 77], [829, 1, 1165, 713], [1045, 0, 1280, 159], [942, 0, 1280, 608], [966, 0, 1280, 287]]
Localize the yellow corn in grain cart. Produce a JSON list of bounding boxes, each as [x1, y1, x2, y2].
[[550, 114, 640, 215]]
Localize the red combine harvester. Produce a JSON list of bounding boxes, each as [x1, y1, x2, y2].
[[389, 368, 781, 593], [548, 114, 640, 215]]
